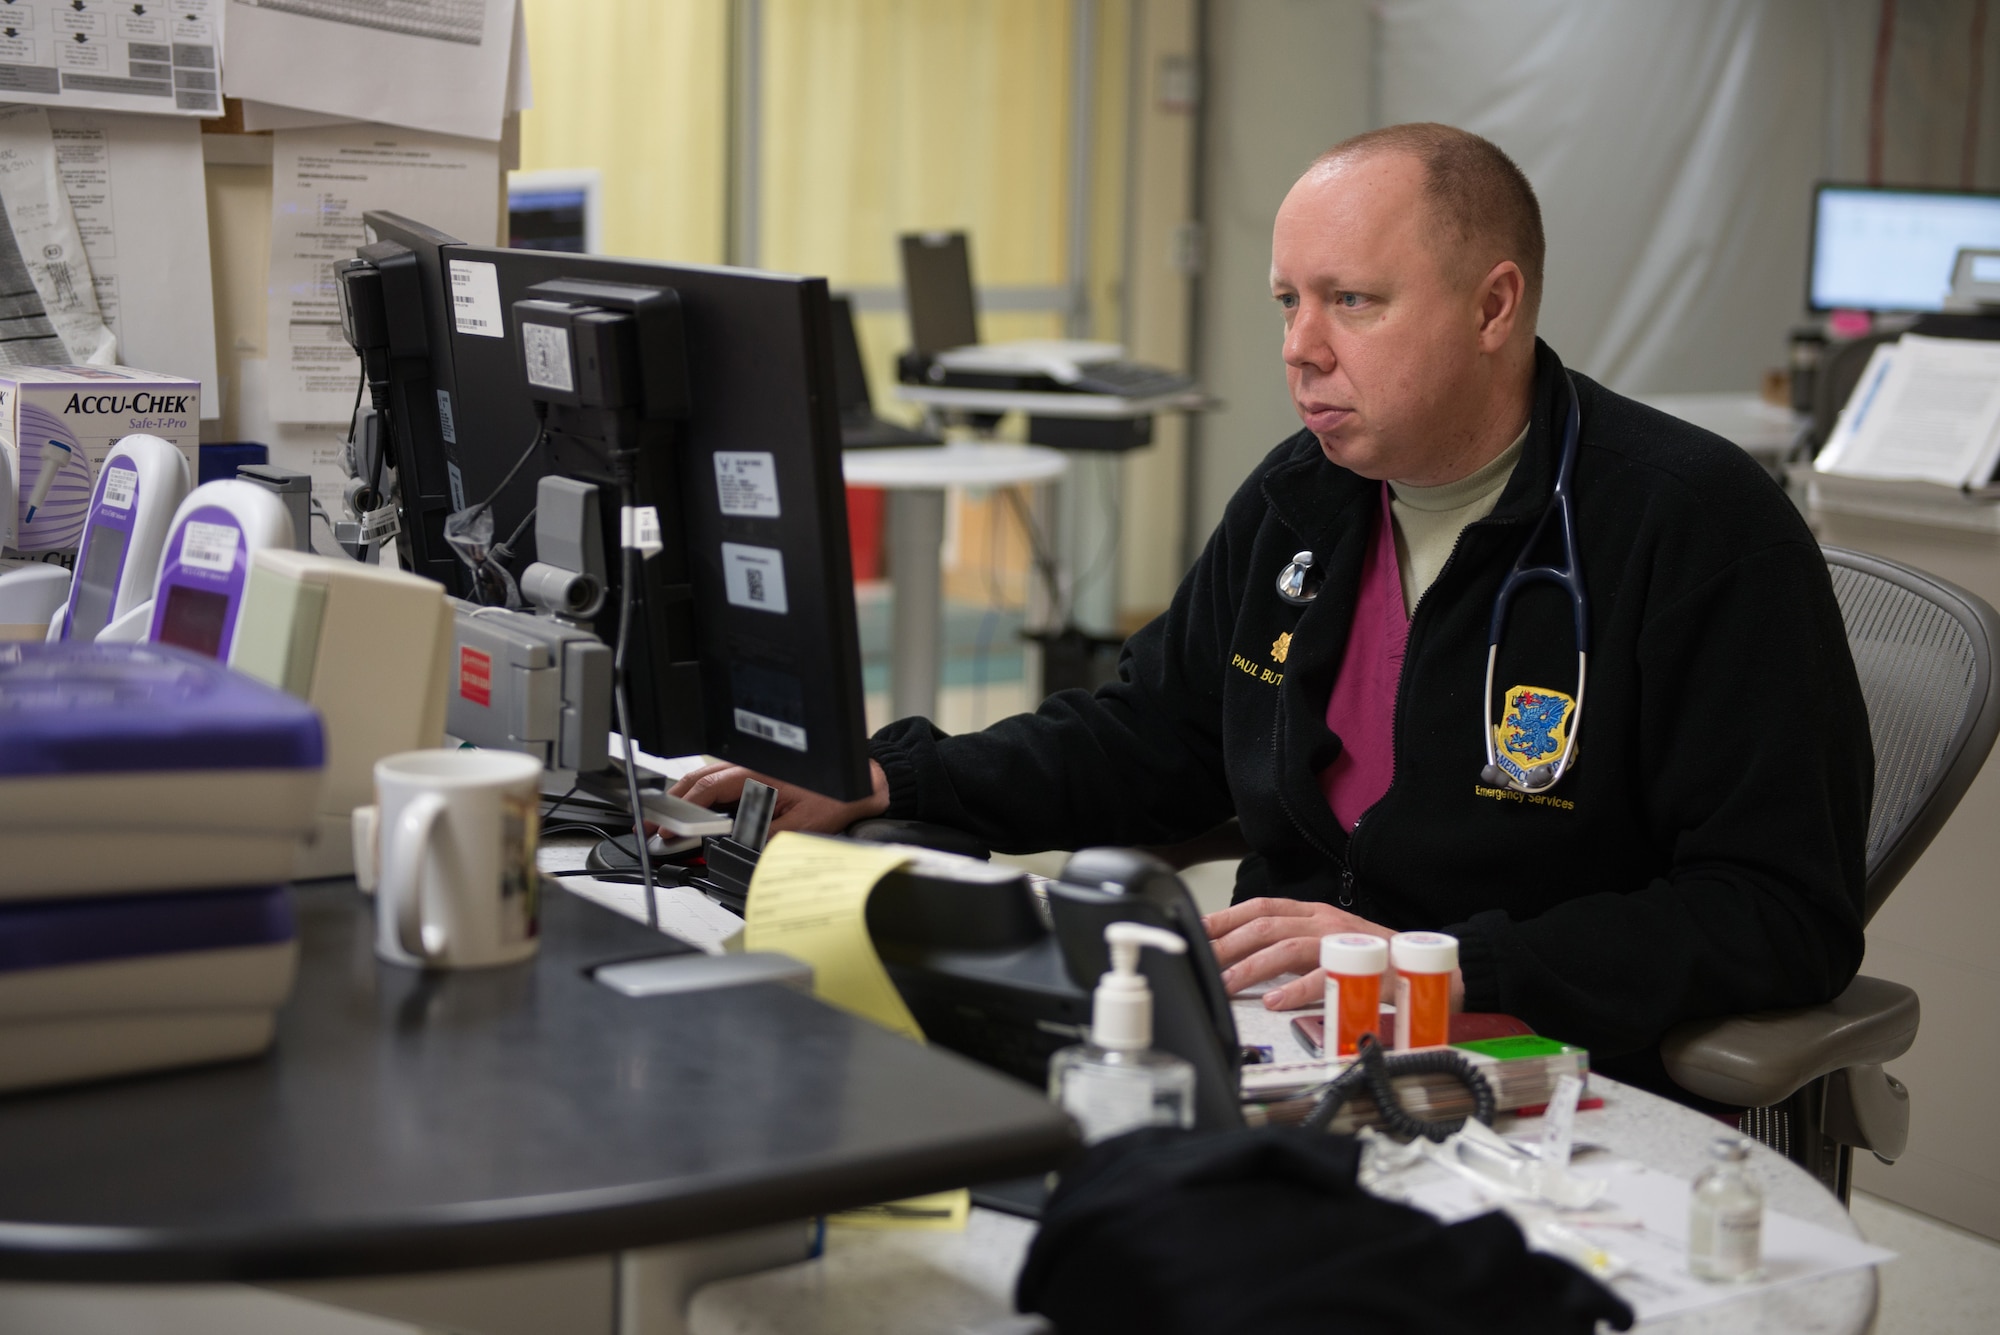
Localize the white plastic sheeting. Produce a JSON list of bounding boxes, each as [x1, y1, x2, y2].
[[1377, 0, 1830, 394]]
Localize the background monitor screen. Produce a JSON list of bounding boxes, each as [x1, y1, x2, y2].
[[506, 168, 600, 255], [509, 189, 589, 253], [1810, 184, 2000, 312]]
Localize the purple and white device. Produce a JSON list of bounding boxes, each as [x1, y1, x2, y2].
[[56, 433, 191, 643], [132, 480, 295, 660]]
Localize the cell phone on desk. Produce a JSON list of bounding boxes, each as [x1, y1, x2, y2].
[[1290, 1015, 1326, 1058]]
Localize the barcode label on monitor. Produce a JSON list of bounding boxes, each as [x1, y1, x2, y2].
[[734, 708, 807, 752], [448, 261, 505, 338]]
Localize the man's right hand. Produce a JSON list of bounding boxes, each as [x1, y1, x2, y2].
[[667, 759, 891, 835]]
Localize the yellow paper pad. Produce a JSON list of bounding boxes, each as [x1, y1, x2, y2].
[[743, 832, 970, 1229], [824, 1189, 973, 1232], [743, 832, 925, 1040]]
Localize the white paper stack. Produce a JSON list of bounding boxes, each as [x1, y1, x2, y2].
[[1816, 334, 2000, 489]]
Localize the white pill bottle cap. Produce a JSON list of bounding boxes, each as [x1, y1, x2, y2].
[[1091, 922, 1187, 1051], [1390, 931, 1459, 974], [1320, 933, 1387, 974]]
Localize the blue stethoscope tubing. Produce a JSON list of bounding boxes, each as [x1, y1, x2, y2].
[[1479, 371, 1587, 793]]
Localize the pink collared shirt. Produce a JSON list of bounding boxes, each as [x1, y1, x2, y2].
[[1318, 483, 1409, 830]]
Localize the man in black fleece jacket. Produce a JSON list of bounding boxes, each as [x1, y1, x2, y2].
[[674, 124, 1870, 1093]]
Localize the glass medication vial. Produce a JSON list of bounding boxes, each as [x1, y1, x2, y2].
[[1688, 1137, 1764, 1282], [1319, 933, 1387, 1058], [1391, 931, 1457, 1050]]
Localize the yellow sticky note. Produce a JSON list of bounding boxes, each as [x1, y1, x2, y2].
[[826, 1189, 972, 1232], [742, 831, 925, 1041], [743, 832, 969, 1229]]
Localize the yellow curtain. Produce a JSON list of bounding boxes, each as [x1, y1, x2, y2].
[[517, 0, 730, 264], [761, 0, 1132, 608], [761, 0, 1135, 393], [516, 1, 1146, 613]]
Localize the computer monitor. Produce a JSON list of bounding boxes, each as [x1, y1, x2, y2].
[[830, 293, 875, 414], [1808, 183, 2000, 313], [356, 212, 872, 801], [899, 231, 981, 353], [347, 213, 475, 594], [508, 168, 602, 254], [830, 294, 940, 449]]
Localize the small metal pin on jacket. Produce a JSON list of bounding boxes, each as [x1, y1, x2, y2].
[[1275, 550, 1320, 606]]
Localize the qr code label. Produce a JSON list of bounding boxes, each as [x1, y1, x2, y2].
[[721, 542, 788, 615], [522, 323, 575, 393]]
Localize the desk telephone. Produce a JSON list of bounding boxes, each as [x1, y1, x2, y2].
[[862, 844, 1245, 1134]]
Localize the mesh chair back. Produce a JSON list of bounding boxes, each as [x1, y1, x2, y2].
[[1825, 547, 2000, 921]]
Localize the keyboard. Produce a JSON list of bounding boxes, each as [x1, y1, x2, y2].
[[1067, 360, 1196, 399], [841, 411, 940, 449]]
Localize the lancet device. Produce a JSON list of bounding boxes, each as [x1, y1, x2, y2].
[[55, 434, 192, 643], [20, 439, 75, 524]]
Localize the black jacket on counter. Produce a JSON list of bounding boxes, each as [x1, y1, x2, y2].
[[871, 341, 1872, 1063]]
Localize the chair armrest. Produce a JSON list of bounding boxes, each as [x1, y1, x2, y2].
[[1659, 975, 1920, 1108]]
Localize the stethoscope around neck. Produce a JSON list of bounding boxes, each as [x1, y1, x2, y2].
[[1273, 371, 1588, 795]]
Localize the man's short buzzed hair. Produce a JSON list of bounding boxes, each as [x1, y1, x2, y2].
[[1314, 123, 1545, 327]]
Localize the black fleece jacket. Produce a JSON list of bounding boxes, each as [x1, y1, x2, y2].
[[871, 342, 1872, 1062]]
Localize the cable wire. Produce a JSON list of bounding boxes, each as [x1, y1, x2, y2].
[[611, 468, 658, 930], [1300, 1033, 1497, 1142]]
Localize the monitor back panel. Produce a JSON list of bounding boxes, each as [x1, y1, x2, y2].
[[829, 293, 872, 416], [437, 246, 871, 800], [360, 211, 478, 594]]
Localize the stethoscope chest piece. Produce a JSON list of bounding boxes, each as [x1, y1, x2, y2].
[[1276, 550, 1321, 606]]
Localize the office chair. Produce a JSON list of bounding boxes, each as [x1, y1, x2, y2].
[[1661, 547, 2000, 1203]]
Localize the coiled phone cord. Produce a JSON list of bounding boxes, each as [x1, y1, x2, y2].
[[1301, 1033, 1497, 1142]]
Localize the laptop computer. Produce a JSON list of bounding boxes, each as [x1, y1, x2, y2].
[[832, 294, 941, 449], [898, 231, 1196, 400]]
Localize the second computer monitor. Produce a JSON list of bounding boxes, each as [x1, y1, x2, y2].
[[1809, 183, 2000, 313]]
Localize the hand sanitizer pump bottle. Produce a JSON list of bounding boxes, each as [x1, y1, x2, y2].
[[1049, 922, 1198, 1144]]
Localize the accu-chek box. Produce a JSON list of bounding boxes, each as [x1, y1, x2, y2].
[[0, 366, 200, 556], [0, 641, 325, 899]]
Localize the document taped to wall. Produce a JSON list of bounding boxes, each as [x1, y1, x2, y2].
[[0, 0, 223, 116], [266, 124, 499, 423]]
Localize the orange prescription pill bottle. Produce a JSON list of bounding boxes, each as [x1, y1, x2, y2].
[[1319, 933, 1387, 1058], [1391, 931, 1458, 1050]]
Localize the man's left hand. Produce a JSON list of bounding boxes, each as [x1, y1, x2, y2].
[[1203, 897, 1464, 1013]]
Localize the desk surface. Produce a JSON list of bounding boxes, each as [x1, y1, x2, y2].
[[0, 883, 1076, 1284], [692, 1077, 1876, 1335]]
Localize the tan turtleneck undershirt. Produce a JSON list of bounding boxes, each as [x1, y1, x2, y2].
[[1386, 422, 1528, 614]]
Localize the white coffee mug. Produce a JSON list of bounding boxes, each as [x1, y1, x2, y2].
[[357, 748, 544, 970]]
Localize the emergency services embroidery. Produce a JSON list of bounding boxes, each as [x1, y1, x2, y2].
[[1491, 685, 1575, 786], [1271, 631, 1291, 664]]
